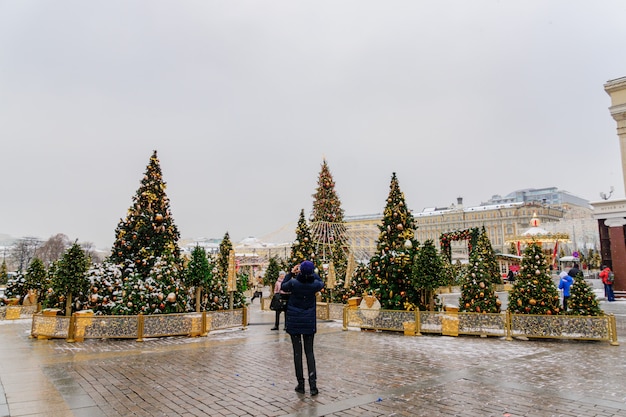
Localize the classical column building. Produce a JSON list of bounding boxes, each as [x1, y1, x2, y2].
[[592, 76, 626, 298]]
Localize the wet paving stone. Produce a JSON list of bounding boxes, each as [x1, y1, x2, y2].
[[1, 302, 625, 416]]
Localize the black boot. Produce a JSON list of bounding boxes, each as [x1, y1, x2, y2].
[[309, 379, 318, 396], [295, 380, 305, 394]]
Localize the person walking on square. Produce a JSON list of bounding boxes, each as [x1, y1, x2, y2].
[[271, 271, 289, 330], [599, 265, 615, 302], [281, 260, 324, 396], [250, 276, 263, 303], [559, 270, 574, 311]]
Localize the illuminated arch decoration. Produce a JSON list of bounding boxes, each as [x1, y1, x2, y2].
[[440, 228, 480, 262]]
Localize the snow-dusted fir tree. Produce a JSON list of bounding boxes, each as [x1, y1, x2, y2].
[[289, 209, 316, 267], [508, 242, 561, 315], [370, 173, 419, 310], [309, 159, 348, 302], [52, 242, 91, 316], [84, 261, 123, 315], [24, 258, 48, 304], [109, 150, 182, 278], [4, 272, 26, 302]]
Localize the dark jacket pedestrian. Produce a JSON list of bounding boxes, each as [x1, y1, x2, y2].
[[568, 263, 581, 278], [281, 260, 324, 396], [271, 271, 289, 330]]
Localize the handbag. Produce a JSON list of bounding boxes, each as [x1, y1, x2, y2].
[[270, 293, 288, 311], [270, 293, 283, 311]]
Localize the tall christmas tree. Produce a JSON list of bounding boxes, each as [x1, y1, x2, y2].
[[459, 237, 502, 313], [471, 227, 501, 285], [109, 150, 182, 278], [309, 159, 348, 302], [508, 242, 561, 315], [412, 240, 447, 311], [289, 209, 316, 267], [370, 173, 418, 310], [567, 271, 603, 316]]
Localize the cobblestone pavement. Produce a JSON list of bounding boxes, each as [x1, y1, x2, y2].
[[1, 301, 625, 417]]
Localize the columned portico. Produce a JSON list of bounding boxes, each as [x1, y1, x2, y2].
[[594, 76, 626, 298], [592, 200, 626, 297]]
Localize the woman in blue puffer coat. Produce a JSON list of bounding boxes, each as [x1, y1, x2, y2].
[[281, 260, 324, 396]]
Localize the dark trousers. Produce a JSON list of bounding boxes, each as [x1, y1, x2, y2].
[[290, 334, 316, 384], [604, 283, 615, 301], [563, 295, 570, 311], [274, 310, 283, 328]]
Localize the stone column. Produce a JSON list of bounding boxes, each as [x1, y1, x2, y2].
[[605, 77, 626, 195]]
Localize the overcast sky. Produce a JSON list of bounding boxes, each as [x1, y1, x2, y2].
[[2, 1, 626, 250]]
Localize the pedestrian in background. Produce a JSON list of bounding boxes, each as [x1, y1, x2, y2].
[[599, 265, 615, 302], [559, 270, 574, 311], [281, 260, 324, 396], [250, 276, 263, 303], [568, 263, 581, 279], [271, 271, 289, 330]]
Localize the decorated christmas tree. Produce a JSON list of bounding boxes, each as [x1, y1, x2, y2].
[[345, 263, 374, 300], [109, 150, 182, 278], [412, 240, 447, 311], [310, 159, 345, 224], [184, 246, 213, 312], [567, 271, 604, 316], [370, 173, 418, 310], [508, 242, 561, 315], [459, 240, 502, 314], [309, 159, 348, 302], [85, 261, 123, 315], [472, 227, 501, 285], [288, 209, 316, 267]]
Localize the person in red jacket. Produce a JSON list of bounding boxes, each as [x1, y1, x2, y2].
[[599, 265, 615, 302]]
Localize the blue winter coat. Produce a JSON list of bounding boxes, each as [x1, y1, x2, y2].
[[281, 272, 324, 335], [559, 275, 574, 297]]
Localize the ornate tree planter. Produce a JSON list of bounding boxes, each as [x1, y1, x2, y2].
[[30, 308, 247, 343], [342, 306, 619, 346]]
